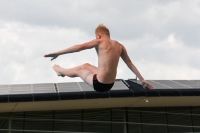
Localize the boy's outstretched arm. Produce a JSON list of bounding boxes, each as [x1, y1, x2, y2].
[[44, 39, 99, 61], [120, 45, 153, 89]]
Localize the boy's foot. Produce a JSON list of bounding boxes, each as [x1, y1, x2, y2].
[[53, 64, 65, 77]]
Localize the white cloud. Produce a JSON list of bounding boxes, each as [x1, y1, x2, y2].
[[0, 0, 200, 84], [117, 33, 200, 80], [0, 21, 96, 84]]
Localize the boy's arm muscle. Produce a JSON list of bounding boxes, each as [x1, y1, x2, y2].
[[44, 40, 99, 58], [120, 45, 145, 81], [44, 39, 100, 60], [120, 45, 153, 89], [79, 39, 100, 50], [56, 39, 99, 55]]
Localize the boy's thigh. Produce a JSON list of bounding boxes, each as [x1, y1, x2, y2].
[[77, 69, 94, 87], [82, 63, 98, 74]]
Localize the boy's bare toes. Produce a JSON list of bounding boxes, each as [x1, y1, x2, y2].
[[53, 64, 65, 77]]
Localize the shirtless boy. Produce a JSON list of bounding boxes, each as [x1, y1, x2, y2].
[[44, 24, 153, 92]]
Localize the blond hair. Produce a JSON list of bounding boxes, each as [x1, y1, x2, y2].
[[95, 24, 110, 37]]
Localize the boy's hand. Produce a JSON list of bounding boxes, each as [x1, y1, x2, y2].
[[141, 80, 153, 90], [44, 53, 59, 61]]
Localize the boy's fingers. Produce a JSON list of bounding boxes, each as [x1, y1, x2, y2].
[[142, 82, 148, 89], [142, 82, 153, 90], [148, 84, 153, 90], [45, 54, 51, 57]]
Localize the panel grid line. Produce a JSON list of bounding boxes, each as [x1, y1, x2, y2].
[[150, 80, 173, 89], [77, 82, 83, 91], [77, 82, 86, 99], [31, 84, 33, 93], [170, 80, 193, 89]]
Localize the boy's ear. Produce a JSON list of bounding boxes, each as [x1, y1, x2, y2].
[[97, 35, 101, 39]]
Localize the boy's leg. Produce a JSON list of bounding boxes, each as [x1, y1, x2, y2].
[[53, 63, 98, 86]]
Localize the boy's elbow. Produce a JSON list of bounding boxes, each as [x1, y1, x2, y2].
[[127, 61, 134, 68], [127, 59, 133, 65]]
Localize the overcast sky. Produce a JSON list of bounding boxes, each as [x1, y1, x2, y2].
[[0, 0, 200, 84]]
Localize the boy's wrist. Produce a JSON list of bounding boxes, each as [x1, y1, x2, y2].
[[56, 52, 60, 55]]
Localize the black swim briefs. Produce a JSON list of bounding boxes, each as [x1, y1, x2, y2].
[[93, 74, 114, 92]]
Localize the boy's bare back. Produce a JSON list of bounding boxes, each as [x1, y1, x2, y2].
[[95, 39, 122, 84]]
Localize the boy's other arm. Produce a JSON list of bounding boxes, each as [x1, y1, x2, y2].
[[120, 45, 144, 81], [120, 45, 153, 89], [44, 39, 100, 60]]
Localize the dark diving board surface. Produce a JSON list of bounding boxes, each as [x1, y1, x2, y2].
[[8, 84, 33, 102], [9, 84, 32, 94], [126, 80, 146, 97], [51, 80, 131, 100], [150, 80, 189, 89], [76, 79, 132, 99], [109, 79, 134, 98], [0, 80, 131, 102], [1, 80, 200, 103], [144, 80, 181, 96], [0, 85, 8, 95], [77, 82, 109, 99], [191, 80, 200, 84], [129, 80, 200, 96], [151, 80, 200, 96], [128, 79, 160, 97], [172, 80, 200, 88], [171, 80, 200, 96], [0, 85, 8, 102], [32, 83, 55, 93], [108, 79, 133, 98], [56, 82, 85, 100], [32, 83, 58, 101]]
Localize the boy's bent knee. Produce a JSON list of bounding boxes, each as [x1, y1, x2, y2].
[[75, 63, 90, 74], [82, 63, 91, 69]]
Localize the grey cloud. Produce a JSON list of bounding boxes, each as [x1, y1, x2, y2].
[[0, 0, 200, 84], [1, 0, 200, 48], [0, 22, 98, 84], [123, 36, 200, 71]]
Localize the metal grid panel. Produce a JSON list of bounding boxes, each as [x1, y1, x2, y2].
[[141, 107, 167, 124], [78, 82, 93, 91], [32, 83, 55, 93], [172, 80, 200, 88], [9, 84, 32, 94], [141, 107, 168, 133], [84, 109, 111, 132], [146, 80, 170, 89], [56, 82, 81, 92], [191, 107, 200, 132], [151, 80, 188, 89], [112, 80, 129, 90], [0, 107, 200, 133], [128, 108, 141, 123], [192, 80, 200, 84], [79, 80, 129, 91], [0, 85, 9, 95], [25, 111, 53, 131], [84, 109, 111, 121], [111, 108, 125, 133], [54, 110, 82, 132], [167, 107, 193, 132]]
